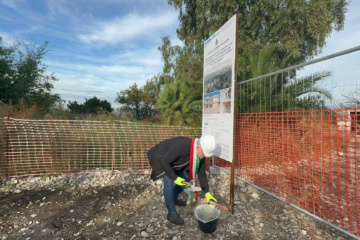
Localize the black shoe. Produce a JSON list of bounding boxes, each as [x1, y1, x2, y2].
[[174, 199, 187, 206], [167, 213, 184, 225]]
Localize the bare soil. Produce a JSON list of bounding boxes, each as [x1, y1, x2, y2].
[[0, 171, 357, 240]]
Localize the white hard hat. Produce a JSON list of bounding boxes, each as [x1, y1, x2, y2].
[[200, 134, 216, 157]]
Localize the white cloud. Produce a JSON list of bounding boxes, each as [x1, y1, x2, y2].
[[47, 49, 161, 107], [0, 0, 20, 10], [77, 11, 178, 46], [45, 1, 87, 21]]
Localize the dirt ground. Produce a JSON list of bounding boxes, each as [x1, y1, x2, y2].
[[0, 171, 357, 240]]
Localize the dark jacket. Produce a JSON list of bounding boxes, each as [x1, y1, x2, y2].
[[147, 136, 209, 193]]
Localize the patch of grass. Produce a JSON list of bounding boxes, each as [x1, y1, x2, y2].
[[1, 184, 14, 190], [41, 173, 51, 180], [59, 183, 71, 190]]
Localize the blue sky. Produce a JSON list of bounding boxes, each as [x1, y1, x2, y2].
[[0, 0, 359, 109]]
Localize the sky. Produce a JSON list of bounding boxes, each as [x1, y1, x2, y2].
[[0, 0, 359, 110]]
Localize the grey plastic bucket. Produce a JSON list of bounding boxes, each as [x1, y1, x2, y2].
[[194, 204, 221, 233]]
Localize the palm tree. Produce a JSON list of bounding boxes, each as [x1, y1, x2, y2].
[[157, 80, 202, 126], [237, 45, 332, 112]]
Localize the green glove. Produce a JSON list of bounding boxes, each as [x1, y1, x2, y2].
[[174, 176, 187, 186], [205, 192, 217, 203]]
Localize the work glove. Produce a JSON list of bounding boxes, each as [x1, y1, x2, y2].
[[174, 176, 187, 186], [205, 192, 217, 203]]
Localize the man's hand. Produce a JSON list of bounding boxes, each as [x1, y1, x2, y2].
[[205, 192, 217, 203], [174, 176, 187, 186]]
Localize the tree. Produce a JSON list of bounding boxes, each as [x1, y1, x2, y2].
[[0, 36, 62, 114], [158, 36, 203, 83], [0, 37, 16, 100], [67, 100, 84, 114], [116, 82, 157, 120], [156, 37, 206, 125], [142, 75, 163, 116], [83, 96, 112, 113], [342, 89, 360, 108], [168, 0, 348, 62], [156, 80, 202, 126], [67, 96, 113, 114], [163, 0, 348, 89]]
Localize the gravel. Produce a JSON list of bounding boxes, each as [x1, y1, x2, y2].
[[0, 169, 357, 240]]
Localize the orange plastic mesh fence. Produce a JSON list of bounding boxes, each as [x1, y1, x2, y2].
[[214, 109, 359, 236], [0, 118, 201, 177]]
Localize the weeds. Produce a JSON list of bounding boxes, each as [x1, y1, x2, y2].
[[41, 173, 51, 180], [1, 184, 13, 190]]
